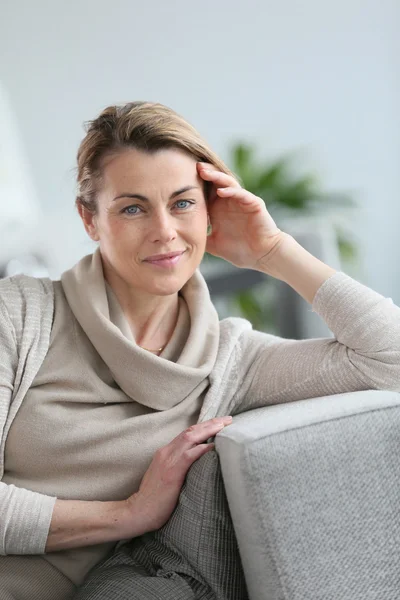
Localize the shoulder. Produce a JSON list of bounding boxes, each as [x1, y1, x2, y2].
[[0, 273, 54, 298], [216, 316, 254, 363], [219, 315, 253, 338], [0, 274, 53, 298], [220, 315, 289, 368], [0, 274, 54, 315], [0, 275, 55, 338]]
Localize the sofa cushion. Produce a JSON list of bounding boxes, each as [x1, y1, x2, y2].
[[216, 392, 400, 599], [73, 450, 249, 600]]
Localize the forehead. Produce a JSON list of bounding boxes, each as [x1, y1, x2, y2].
[[100, 148, 199, 190]]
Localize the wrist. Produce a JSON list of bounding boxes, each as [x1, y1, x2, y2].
[[120, 493, 156, 539], [255, 232, 297, 280], [256, 232, 337, 304], [46, 498, 138, 552]]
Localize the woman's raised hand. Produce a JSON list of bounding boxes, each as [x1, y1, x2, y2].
[[124, 416, 233, 532], [197, 162, 287, 272]]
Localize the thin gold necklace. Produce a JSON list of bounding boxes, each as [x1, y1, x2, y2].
[[139, 345, 165, 354], [138, 294, 182, 355]]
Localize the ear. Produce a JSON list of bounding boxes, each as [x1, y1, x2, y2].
[[77, 201, 100, 242]]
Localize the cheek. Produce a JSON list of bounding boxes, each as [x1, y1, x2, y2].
[[103, 215, 134, 238], [183, 220, 205, 241], [97, 216, 138, 252], [111, 220, 129, 236]]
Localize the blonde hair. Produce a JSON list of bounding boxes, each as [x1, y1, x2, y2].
[[75, 101, 239, 213]]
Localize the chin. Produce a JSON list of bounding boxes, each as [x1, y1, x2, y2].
[[141, 273, 190, 296], [145, 284, 186, 298], [141, 260, 199, 289]]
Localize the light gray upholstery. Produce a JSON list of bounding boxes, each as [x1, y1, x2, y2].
[[216, 389, 400, 599]]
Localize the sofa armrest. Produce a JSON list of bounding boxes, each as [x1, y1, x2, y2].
[[215, 390, 400, 600]]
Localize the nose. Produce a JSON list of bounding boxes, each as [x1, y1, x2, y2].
[[148, 210, 177, 243]]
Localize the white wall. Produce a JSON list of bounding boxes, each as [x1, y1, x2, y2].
[[1, 0, 399, 297]]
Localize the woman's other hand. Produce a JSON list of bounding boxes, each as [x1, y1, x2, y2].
[[123, 416, 233, 532]]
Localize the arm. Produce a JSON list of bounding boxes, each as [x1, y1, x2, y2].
[[0, 482, 148, 555], [232, 235, 400, 414], [45, 495, 147, 552], [256, 231, 338, 304], [0, 483, 56, 555], [0, 278, 148, 554], [0, 282, 55, 555]]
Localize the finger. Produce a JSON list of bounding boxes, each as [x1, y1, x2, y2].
[[216, 186, 256, 203], [198, 167, 241, 188], [185, 442, 215, 462], [177, 418, 232, 448], [217, 186, 236, 195], [197, 161, 217, 170]]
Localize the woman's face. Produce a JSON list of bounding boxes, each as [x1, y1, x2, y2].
[[80, 147, 209, 296]]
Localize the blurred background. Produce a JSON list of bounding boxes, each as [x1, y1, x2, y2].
[[1, 0, 399, 338]]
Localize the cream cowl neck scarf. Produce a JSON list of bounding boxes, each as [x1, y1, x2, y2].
[[61, 248, 221, 411]]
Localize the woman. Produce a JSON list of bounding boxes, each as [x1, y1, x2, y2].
[[1, 100, 399, 599]]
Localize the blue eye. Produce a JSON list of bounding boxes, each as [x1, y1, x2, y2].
[[175, 200, 192, 209], [124, 205, 140, 215], [122, 200, 194, 216]]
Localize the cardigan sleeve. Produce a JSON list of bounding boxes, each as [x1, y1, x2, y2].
[[0, 483, 56, 555], [0, 277, 56, 555], [232, 272, 400, 414]]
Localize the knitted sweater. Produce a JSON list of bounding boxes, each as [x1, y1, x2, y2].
[[1, 253, 400, 561]]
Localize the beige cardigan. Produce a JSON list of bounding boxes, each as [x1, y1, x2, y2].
[[1, 257, 400, 557]]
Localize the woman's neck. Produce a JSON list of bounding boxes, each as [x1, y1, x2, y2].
[[101, 256, 181, 350], [108, 282, 180, 349], [128, 296, 180, 350]]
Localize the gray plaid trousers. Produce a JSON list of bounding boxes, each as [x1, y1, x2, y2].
[[73, 451, 249, 600]]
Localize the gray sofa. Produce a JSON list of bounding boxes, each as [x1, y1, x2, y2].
[[216, 389, 400, 600]]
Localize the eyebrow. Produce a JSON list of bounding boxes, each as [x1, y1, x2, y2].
[[113, 185, 200, 203]]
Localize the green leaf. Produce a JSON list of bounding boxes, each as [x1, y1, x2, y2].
[[236, 289, 261, 321], [276, 176, 318, 210], [336, 232, 357, 262], [256, 158, 288, 192], [232, 143, 254, 173]]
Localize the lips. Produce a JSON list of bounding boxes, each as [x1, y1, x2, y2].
[[144, 251, 184, 262], [144, 252, 185, 268]]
